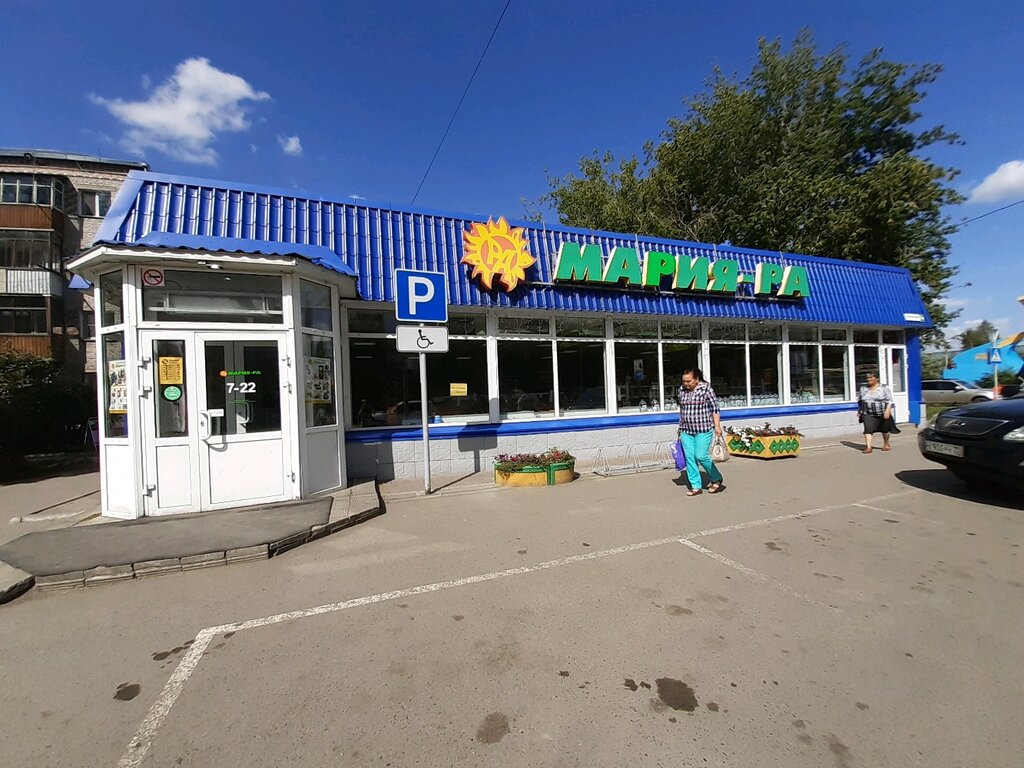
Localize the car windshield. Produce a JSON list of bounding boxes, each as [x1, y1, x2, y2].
[[951, 380, 975, 389]]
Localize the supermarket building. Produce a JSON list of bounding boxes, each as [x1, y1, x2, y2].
[[70, 170, 929, 518]]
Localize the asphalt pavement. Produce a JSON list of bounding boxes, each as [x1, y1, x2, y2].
[[1, 432, 1021, 768]]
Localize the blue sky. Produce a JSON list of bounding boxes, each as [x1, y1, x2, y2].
[[3, 0, 1022, 340]]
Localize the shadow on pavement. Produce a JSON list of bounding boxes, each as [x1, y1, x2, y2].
[[895, 469, 1024, 511], [0, 455, 99, 486]]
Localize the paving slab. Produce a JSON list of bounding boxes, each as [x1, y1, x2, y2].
[[0, 498, 333, 577]]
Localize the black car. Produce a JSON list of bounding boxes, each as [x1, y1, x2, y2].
[[918, 395, 1024, 492]]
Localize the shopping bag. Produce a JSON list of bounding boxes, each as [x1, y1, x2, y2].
[[710, 433, 730, 463], [670, 439, 687, 471]]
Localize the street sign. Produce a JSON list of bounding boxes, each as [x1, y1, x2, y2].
[[142, 268, 164, 287], [396, 325, 449, 353], [395, 269, 448, 323], [989, 347, 1002, 365]]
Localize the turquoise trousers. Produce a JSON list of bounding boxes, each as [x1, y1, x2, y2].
[[679, 429, 723, 490]]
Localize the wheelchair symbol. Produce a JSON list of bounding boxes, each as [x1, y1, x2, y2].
[[416, 329, 434, 349]]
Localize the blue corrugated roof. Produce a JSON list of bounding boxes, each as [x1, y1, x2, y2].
[[94, 170, 931, 328]]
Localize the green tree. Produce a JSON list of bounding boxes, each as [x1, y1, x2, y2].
[[540, 31, 963, 340], [955, 320, 998, 350]]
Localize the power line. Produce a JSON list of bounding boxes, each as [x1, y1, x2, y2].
[[410, 0, 512, 206], [953, 197, 1024, 229]]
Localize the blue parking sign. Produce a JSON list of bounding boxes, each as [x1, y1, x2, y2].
[[394, 269, 448, 323]]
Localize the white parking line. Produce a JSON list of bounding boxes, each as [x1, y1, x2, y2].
[[116, 487, 919, 767], [677, 538, 837, 611]]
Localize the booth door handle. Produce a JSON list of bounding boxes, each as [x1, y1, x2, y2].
[[198, 411, 212, 441]]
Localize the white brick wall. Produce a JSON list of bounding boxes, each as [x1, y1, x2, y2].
[[346, 409, 860, 481]]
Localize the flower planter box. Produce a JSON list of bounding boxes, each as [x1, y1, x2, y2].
[[495, 461, 576, 487], [726, 434, 802, 459]]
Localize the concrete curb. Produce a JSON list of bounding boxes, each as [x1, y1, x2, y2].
[[0, 482, 383, 604]]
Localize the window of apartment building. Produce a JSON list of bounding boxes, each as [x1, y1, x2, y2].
[[0, 295, 47, 334], [82, 311, 96, 340], [79, 190, 112, 218], [0, 230, 61, 269], [0, 175, 63, 208]]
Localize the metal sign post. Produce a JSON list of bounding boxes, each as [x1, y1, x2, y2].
[[394, 268, 449, 495], [989, 333, 1001, 398]]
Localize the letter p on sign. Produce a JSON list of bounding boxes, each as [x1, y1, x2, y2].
[[394, 269, 448, 323]]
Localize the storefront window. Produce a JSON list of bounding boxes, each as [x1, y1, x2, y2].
[[710, 345, 748, 407], [820, 328, 848, 342], [498, 316, 549, 335], [889, 347, 906, 393], [100, 271, 123, 326], [556, 317, 605, 338], [789, 345, 820, 403], [749, 345, 782, 405], [558, 341, 606, 415], [154, 339, 188, 438], [448, 312, 487, 336], [426, 340, 488, 422], [853, 330, 879, 344], [788, 326, 817, 342], [300, 280, 332, 331], [613, 319, 658, 339], [854, 346, 880, 387], [498, 340, 554, 419], [709, 322, 745, 341], [303, 335, 336, 427], [748, 324, 782, 342], [143, 271, 283, 323], [882, 330, 905, 345], [822, 346, 850, 402], [614, 342, 660, 412], [204, 341, 282, 435], [348, 308, 397, 334], [662, 343, 701, 406], [661, 321, 701, 340], [349, 339, 419, 427], [103, 332, 128, 437]]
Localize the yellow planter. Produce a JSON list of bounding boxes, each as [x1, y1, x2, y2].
[[726, 434, 802, 459], [494, 462, 576, 487]]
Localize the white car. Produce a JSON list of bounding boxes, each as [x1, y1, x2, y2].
[[921, 379, 994, 405]]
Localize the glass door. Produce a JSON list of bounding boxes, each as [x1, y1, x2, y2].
[[196, 333, 293, 509]]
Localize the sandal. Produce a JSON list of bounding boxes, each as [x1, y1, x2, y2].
[[707, 482, 724, 494], [686, 489, 703, 497]]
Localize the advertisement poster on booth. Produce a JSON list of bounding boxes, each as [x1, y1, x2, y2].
[[108, 360, 128, 413], [304, 357, 332, 403]]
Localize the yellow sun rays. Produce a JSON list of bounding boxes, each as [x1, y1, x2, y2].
[[461, 216, 536, 291]]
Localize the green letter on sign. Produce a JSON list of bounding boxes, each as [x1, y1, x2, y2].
[[755, 262, 784, 295], [673, 256, 710, 291], [779, 266, 811, 298], [554, 242, 604, 282], [643, 251, 676, 287], [602, 247, 643, 286], [708, 259, 739, 293]]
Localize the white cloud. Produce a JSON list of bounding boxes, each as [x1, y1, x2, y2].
[[278, 135, 303, 157], [250, 143, 258, 154], [349, 194, 367, 200], [90, 57, 270, 166], [141, 75, 151, 90], [937, 297, 969, 308], [968, 160, 1024, 203]]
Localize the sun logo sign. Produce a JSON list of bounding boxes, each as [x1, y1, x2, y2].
[[461, 216, 536, 292]]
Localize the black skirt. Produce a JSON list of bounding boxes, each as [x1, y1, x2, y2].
[[862, 414, 890, 435]]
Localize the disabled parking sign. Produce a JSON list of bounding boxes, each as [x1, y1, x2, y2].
[[394, 269, 448, 323]]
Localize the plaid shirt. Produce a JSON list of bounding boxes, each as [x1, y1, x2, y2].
[[677, 381, 721, 434], [858, 385, 892, 417]]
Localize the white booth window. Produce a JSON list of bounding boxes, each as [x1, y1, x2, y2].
[[103, 332, 128, 437], [304, 335, 336, 427], [143, 271, 283, 323], [100, 271, 123, 327]]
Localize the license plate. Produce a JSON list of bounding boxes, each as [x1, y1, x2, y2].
[[925, 440, 964, 458]]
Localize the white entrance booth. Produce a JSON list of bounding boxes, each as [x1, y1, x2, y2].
[[68, 245, 357, 519]]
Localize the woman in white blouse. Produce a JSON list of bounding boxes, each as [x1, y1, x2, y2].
[[857, 371, 894, 454]]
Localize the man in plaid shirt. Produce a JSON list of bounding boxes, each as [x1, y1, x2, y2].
[[676, 366, 725, 495]]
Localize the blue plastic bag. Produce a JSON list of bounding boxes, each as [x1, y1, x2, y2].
[[670, 439, 687, 471]]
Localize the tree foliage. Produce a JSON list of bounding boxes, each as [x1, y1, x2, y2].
[[540, 31, 963, 340], [0, 351, 92, 463], [955, 320, 998, 351]]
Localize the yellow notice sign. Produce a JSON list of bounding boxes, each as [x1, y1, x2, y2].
[[158, 357, 184, 385], [450, 383, 468, 397]]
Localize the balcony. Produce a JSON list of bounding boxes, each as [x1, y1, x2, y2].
[[0, 268, 64, 297]]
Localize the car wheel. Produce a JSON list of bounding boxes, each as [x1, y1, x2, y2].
[[970, 396, 988, 403]]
